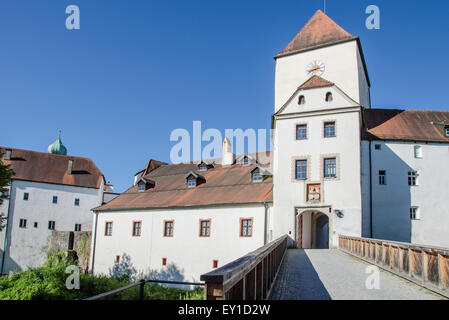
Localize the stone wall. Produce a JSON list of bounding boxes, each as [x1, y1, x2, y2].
[[49, 231, 92, 273]]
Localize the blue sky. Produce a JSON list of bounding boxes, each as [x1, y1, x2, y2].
[[1, 0, 448, 192]]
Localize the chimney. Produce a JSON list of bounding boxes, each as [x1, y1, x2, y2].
[[221, 138, 235, 166], [67, 160, 73, 175], [4, 149, 12, 161]]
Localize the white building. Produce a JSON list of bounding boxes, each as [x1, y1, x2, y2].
[[0, 137, 109, 274], [90, 10, 449, 281]]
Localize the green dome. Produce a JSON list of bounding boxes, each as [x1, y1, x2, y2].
[[48, 133, 67, 155]]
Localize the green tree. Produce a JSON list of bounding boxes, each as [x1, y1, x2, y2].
[[0, 151, 14, 231]]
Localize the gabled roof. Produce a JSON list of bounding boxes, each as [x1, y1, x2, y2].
[[363, 109, 449, 143], [0, 147, 104, 189], [275, 10, 357, 58], [299, 75, 334, 90], [94, 151, 273, 211]]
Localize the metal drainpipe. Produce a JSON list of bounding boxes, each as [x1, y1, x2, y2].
[[1, 182, 13, 275], [264, 202, 269, 245], [90, 211, 98, 275]]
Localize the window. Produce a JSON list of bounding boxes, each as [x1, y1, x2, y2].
[[48, 221, 55, 230], [324, 122, 336, 137], [162, 258, 167, 266], [75, 224, 81, 232], [138, 183, 146, 191], [105, 221, 113, 236], [414, 146, 423, 159], [410, 207, 420, 220], [115, 255, 120, 264], [132, 221, 142, 237], [240, 218, 253, 237], [296, 125, 307, 140], [445, 126, 449, 137], [23, 193, 29, 201], [74, 198, 80, 206], [295, 160, 307, 180], [375, 144, 381, 150], [324, 158, 337, 178], [19, 219, 27, 228], [34, 222, 38, 228], [325, 92, 333, 102], [187, 177, 196, 188], [212, 260, 219, 269], [408, 171, 418, 186], [242, 157, 249, 166], [379, 170, 386, 185], [200, 220, 211, 237], [252, 172, 263, 183], [164, 220, 174, 237], [199, 165, 207, 172], [52, 196, 58, 204], [298, 95, 305, 105]]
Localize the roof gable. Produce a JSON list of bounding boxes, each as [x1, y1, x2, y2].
[[275, 10, 357, 58]]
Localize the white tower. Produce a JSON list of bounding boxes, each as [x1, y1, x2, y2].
[[221, 138, 235, 167]]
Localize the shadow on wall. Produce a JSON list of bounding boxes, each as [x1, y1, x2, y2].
[[109, 253, 137, 280], [372, 144, 413, 243]]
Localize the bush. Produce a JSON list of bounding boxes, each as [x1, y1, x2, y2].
[[0, 252, 203, 300]]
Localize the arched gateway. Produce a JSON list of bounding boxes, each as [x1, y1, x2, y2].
[[296, 207, 332, 249]]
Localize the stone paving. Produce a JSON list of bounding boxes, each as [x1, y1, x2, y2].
[[269, 249, 444, 300]]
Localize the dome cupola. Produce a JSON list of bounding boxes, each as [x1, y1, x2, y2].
[[48, 131, 67, 155]]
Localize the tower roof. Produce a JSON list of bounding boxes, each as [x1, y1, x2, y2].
[[48, 132, 67, 155], [275, 10, 357, 58]]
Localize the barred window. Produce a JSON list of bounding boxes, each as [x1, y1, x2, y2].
[[408, 171, 418, 186]]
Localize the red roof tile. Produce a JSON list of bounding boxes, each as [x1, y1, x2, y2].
[[299, 75, 334, 89], [363, 109, 449, 143], [0, 147, 104, 189], [275, 10, 357, 57], [95, 152, 272, 211]]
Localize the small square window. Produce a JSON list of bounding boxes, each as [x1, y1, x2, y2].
[[75, 224, 81, 232], [138, 183, 146, 191], [52, 196, 58, 204], [240, 219, 253, 237], [187, 178, 196, 188], [375, 144, 381, 150], [324, 122, 336, 138], [379, 170, 386, 185], [23, 193, 29, 201], [105, 222, 113, 236], [252, 172, 263, 183], [19, 219, 27, 228], [48, 221, 55, 230], [410, 207, 420, 220], [74, 198, 80, 206]]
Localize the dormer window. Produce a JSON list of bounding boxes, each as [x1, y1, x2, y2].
[[252, 172, 263, 183], [199, 165, 207, 172], [237, 155, 255, 167], [187, 177, 197, 188], [445, 126, 449, 137], [298, 95, 305, 105], [197, 161, 214, 172], [242, 156, 249, 166], [249, 165, 271, 183], [325, 92, 333, 102], [136, 178, 155, 192]]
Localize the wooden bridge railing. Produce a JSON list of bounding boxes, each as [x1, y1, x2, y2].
[[339, 235, 449, 298], [200, 235, 288, 300]]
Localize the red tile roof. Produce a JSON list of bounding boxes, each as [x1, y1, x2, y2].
[[363, 109, 449, 143], [0, 147, 104, 189], [275, 10, 357, 58], [299, 75, 334, 89], [94, 152, 272, 211]]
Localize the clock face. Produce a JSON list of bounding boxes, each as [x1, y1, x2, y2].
[[306, 60, 325, 77]]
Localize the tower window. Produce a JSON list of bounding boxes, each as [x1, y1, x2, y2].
[[52, 196, 58, 204], [408, 171, 418, 186], [324, 158, 337, 178], [379, 170, 386, 185], [414, 146, 423, 159], [295, 160, 307, 180], [75, 224, 82, 232], [324, 122, 336, 137], [296, 125, 307, 140], [23, 193, 29, 201], [375, 144, 381, 150], [298, 95, 305, 105], [74, 198, 80, 206], [325, 92, 333, 102]]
